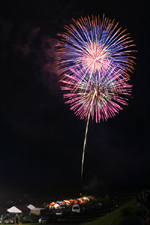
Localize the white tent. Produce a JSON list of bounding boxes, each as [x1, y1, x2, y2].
[[7, 206, 22, 214], [27, 204, 45, 215], [30, 208, 45, 216]]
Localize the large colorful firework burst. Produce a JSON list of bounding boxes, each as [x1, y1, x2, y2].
[[60, 67, 132, 123], [57, 15, 136, 178]]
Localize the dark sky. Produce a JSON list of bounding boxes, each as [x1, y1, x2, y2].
[[0, 0, 149, 199]]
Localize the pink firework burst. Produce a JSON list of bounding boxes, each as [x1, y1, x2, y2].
[[60, 66, 132, 123], [57, 15, 136, 178]]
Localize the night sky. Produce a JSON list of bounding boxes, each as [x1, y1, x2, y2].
[[0, 0, 149, 198]]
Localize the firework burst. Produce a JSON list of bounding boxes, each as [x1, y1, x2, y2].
[[60, 66, 132, 122], [57, 15, 136, 178], [57, 15, 136, 85]]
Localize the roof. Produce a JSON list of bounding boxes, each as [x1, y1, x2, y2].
[[7, 206, 22, 213], [27, 204, 44, 209], [27, 204, 35, 210], [7, 205, 30, 213]]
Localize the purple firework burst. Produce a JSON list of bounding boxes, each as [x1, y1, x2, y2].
[[57, 15, 136, 178], [60, 66, 132, 123], [57, 15, 136, 122]]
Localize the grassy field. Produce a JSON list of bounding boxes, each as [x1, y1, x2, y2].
[[82, 198, 143, 225], [1, 198, 143, 225]]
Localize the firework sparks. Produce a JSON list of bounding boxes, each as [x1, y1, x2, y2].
[[57, 15, 136, 83], [60, 67, 132, 122], [57, 15, 136, 179]]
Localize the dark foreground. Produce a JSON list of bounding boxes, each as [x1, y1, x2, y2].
[[38, 212, 102, 225]]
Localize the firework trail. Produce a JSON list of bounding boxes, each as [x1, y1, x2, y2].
[[57, 15, 136, 179]]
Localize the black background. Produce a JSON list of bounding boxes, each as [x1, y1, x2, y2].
[[0, 0, 149, 199]]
